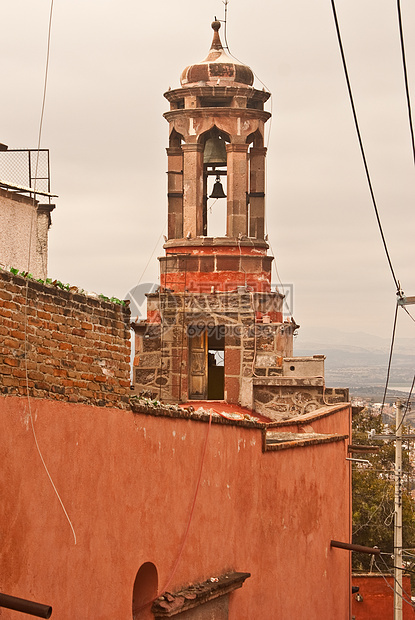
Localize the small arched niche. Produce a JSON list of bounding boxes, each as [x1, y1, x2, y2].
[[246, 129, 264, 148], [132, 562, 158, 619], [169, 128, 183, 148]]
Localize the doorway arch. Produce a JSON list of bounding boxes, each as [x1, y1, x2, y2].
[[132, 562, 158, 619]]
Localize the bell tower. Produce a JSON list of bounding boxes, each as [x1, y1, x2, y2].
[[133, 21, 330, 417], [161, 20, 272, 293]]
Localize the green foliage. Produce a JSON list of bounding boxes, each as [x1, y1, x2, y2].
[[352, 408, 415, 572], [98, 293, 126, 306], [3, 266, 126, 306]]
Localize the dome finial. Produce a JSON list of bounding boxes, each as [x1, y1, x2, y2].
[[210, 19, 223, 50], [180, 19, 254, 87]]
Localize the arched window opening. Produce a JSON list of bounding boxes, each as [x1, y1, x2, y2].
[[132, 562, 158, 620], [201, 127, 229, 237]]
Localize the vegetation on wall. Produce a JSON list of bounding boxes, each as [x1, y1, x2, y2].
[[3, 266, 127, 306]]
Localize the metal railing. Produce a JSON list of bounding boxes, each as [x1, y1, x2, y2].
[[0, 147, 51, 200]]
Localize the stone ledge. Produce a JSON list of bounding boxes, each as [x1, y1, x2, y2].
[[163, 237, 268, 250], [130, 398, 267, 429], [152, 572, 250, 618], [266, 403, 351, 428], [253, 376, 325, 387], [164, 84, 271, 102], [265, 432, 348, 452]]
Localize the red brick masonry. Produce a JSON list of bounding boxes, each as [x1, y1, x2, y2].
[[0, 270, 131, 407]]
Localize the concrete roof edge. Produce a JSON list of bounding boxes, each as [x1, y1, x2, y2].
[[264, 433, 349, 452], [130, 399, 267, 429], [266, 402, 351, 428]]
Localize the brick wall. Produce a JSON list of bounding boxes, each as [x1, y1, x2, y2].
[[0, 269, 131, 407]]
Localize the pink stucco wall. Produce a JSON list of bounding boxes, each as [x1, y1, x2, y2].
[[0, 189, 48, 279], [0, 396, 351, 619]]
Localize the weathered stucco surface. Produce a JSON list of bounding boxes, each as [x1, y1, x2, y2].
[[0, 189, 50, 279], [351, 574, 414, 619], [0, 396, 351, 619]]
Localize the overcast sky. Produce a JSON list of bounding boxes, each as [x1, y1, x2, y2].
[[1, 0, 415, 351]]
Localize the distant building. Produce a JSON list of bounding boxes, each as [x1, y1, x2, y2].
[[0, 143, 56, 280]]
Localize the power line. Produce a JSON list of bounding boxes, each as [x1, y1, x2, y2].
[[396, 0, 415, 169], [401, 305, 415, 324], [353, 482, 392, 535], [329, 0, 400, 293], [396, 374, 415, 432], [376, 555, 414, 606], [380, 302, 399, 415], [21, 0, 77, 545], [219, 1, 273, 149]]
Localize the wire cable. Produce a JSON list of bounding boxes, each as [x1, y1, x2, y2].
[[159, 410, 213, 595], [377, 554, 414, 605], [396, 373, 415, 432], [401, 305, 415, 324], [380, 302, 399, 415], [396, 0, 415, 169], [132, 410, 213, 614], [21, 0, 76, 544], [135, 223, 167, 289], [374, 558, 413, 605], [267, 237, 293, 318], [330, 0, 400, 292], [352, 481, 391, 535], [219, 0, 273, 149]]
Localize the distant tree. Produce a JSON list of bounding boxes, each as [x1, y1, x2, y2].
[[352, 407, 415, 573]]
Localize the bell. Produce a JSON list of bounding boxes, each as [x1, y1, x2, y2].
[[209, 175, 226, 199], [204, 136, 227, 165]]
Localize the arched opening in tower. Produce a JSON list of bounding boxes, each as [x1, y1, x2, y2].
[[202, 127, 229, 238]]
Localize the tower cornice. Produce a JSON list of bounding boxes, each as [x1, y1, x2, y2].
[[164, 85, 271, 104], [163, 107, 271, 125]]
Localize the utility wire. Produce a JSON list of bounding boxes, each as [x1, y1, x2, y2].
[[22, 0, 76, 545], [352, 482, 391, 535], [402, 305, 415, 324], [374, 559, 412, 605], [380, 302, 399, 415], [396, 373, 415, 432], [377, 554, 414, 605], [330, 0, 400, 292], [135, 223, 167, 288], [396, 0, 415, 169], [219, 0, 273, 149]]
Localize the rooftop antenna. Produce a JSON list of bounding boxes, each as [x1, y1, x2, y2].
[[218, 0, 230, 51]]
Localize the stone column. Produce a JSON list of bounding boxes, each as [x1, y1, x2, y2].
[[226, 143, 249, 238], [249, 146, 267, 239], [166, 146, 183, 239], [182, 143, 204, 238]]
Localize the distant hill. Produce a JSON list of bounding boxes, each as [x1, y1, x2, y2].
[[293, 326, 415, 397]]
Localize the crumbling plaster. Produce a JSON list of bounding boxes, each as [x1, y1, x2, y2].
[[0, 189, 50, 279]]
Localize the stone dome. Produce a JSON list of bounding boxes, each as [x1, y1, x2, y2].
[[180, 21, 254, 88]]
